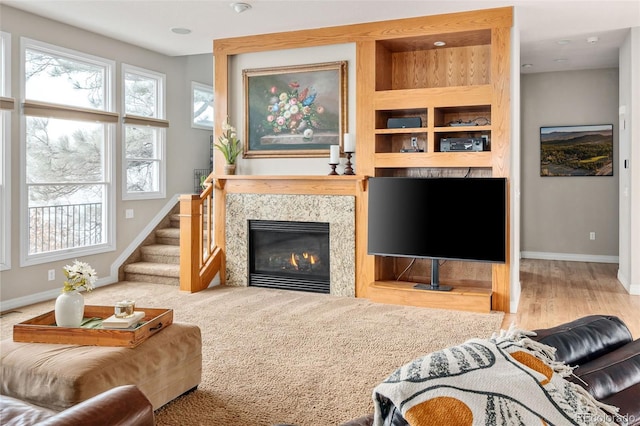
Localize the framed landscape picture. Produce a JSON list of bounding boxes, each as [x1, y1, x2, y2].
[[540, 124, 613, 176], [243, 61, 347, 158]]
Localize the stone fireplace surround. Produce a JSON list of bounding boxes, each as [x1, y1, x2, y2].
[[225, 193, 356, 296]]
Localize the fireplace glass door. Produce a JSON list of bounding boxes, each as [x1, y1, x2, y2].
[[248, 220, 330, 293]]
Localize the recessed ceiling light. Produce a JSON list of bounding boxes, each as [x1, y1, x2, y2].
[[521, 63, 533, 68], [433, 41, 446, 47], [556, 39, 571, 45], [171, 27, 191, 35], [587, 36, 599, 44], [231, 2, 252, 13], [554, 58, 568, 63]]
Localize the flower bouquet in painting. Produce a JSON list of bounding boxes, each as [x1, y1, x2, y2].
[[264, 81, 323, 139]]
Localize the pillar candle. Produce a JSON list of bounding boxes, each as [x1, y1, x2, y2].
[[343, 133, 355, 153], [330, 145, 340, 164]]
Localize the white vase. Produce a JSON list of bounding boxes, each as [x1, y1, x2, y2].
[[55, 290, 84, 327]]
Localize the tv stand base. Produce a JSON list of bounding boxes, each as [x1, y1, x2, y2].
[[413, 283, 453, 292], [368, 280, 492, 313]]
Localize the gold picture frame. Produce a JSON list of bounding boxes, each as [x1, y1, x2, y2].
[[243, 61, 347, 158]]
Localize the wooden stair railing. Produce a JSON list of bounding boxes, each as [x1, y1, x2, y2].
[[178, 175, 222, 292]]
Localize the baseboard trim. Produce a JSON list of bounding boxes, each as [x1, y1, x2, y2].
[[521, 251, 619, 264], [618, 269, 640, 295]]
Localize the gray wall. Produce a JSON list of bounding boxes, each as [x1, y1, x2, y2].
[[0, 6, 213, 304], [521, 69, 619, 260]]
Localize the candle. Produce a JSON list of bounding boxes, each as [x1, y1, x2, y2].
[[330, 145, 340, 164], [343, 133, 355, 153]]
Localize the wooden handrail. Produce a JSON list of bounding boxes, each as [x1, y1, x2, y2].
[[178, 178, 222, 292]]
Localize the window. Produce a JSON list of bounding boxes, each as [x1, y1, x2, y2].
[[191, 82, 213, 130], [0, 31, 13, 270], [22, 38, 116, 264], [122, 64, 167, 200]]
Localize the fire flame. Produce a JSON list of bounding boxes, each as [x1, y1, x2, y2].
[[289, 252, 318, 270]]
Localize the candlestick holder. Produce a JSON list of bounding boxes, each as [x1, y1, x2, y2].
[[343, 152, 355, 175], [328, 163, 339, 175]]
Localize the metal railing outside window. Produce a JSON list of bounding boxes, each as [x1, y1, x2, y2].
[[28, 202, 103, 254]]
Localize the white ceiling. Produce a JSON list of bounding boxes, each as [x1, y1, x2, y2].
[[1, 0, 639, 74]]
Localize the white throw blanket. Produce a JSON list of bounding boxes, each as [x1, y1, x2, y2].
[[372, 326, 619, 426]]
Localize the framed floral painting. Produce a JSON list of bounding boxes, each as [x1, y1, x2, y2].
[[242, 61, 347, 158]]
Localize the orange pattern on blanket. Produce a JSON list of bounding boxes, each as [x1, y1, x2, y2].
[[405, 396, 472, 425], [511, 351, 554, 385]]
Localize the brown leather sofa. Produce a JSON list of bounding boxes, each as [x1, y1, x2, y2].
[[341, 315, 640, 426], [0, 384, 155, 426]]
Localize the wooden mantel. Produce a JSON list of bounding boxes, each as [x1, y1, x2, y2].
[[210, 174, 365, 195]]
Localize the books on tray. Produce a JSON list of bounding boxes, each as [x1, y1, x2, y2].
[[102, 311, 145, 329]]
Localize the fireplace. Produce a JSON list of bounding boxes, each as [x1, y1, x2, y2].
[[248, 220, 330, 294], [225, 193, 355, 297]]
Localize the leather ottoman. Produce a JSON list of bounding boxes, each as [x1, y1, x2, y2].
[[0, 322, 201, 411]]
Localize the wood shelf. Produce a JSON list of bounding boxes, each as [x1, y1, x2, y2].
[[374, 151, 493, 168], [374, 85, 492, 108], [435, 125, 491, 133], [368, 280, 492, 313], [375, 127, 428, 135]]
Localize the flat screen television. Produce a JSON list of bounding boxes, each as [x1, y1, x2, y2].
[[367, 176, 506, 291]]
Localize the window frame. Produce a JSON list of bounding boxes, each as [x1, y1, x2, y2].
[[20, 37, 116, 266], [121, 63, 167, 201], [0, 31, 13, 271], [191, 81, 213, 130]]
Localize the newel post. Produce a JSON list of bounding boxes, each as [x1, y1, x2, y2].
[[179, 194, 202, 292]]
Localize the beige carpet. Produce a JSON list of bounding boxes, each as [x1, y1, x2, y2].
[[1, 282, 505, 426]]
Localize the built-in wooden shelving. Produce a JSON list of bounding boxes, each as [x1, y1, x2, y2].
[[212, 6, 513, 313]]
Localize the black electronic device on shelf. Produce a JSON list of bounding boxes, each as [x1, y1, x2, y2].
[[387, 117, 422, 129], [367, 177, 506, 291], [441, 137, 485, 152]]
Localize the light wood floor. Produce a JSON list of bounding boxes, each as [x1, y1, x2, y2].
[[502, 259, 640, 338]]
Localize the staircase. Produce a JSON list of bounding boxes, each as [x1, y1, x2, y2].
[[122, 208, 181, 286]]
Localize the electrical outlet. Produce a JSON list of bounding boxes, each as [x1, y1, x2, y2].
[[48, 269, 55, 281], [589, 232, 596, 240], [125, 209, 134, 219]]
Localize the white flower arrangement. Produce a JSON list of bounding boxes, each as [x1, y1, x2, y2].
[[214, 118, 242, 165], [62, 260, 97, 293]]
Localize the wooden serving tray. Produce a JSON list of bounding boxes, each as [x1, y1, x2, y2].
[[13, 305, 173, 348]]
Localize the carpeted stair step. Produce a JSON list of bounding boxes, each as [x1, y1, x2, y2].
[[123, 262, 180, 286], [140, 244, 180, 264], [156, 227, 180, 246]]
